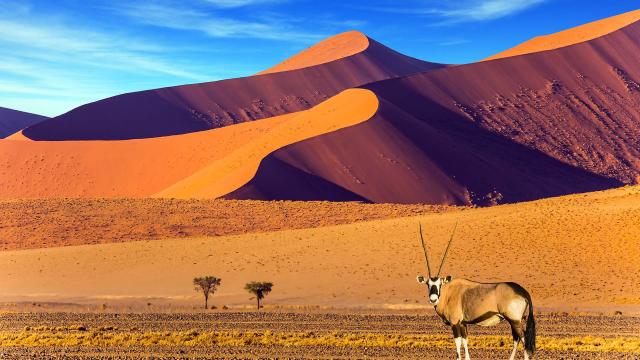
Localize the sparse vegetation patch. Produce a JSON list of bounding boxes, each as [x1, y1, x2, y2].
[[1, 331, 639, 353]]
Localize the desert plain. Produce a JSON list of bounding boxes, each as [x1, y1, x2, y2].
[[1, 186, 640, 359]]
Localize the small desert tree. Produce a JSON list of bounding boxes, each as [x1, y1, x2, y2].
[[244, 281, 273, 310], [193, 276, 221, 309]]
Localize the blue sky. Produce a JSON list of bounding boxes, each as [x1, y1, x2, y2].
[[0, 0, 637, 116]]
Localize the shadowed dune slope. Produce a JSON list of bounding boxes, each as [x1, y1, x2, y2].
[[229, 17, 640, 205], [154, 89, 379, 199], [485, 9, 640, 60], [1, 186, 638, 311], [0, 89, 377, 199], [0, 107, 47, 139], [20, 32, 440, 140]]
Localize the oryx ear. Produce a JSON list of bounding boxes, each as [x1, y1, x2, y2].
[[417, 275, 427, 284], [444, 275, 452, 283]]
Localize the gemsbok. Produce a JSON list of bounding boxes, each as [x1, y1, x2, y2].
[[416, 223, 536, 360]]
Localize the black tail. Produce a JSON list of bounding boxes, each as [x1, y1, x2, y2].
[[524, 295, 536, 355]]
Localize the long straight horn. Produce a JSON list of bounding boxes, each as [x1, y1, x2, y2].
[[418, 223, 432, 277], [436, 220, 459, 277]]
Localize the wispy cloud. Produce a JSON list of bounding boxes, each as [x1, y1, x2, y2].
[[1, 0, 31, 14], [202, 0, 284, 8], [438, 39, 471, 46], [111, 1, 324, 42], [0, 1, 216, 116], [367, 0, 545, 24], [429, 0, 546, 22], [0, 18, 204, 79]]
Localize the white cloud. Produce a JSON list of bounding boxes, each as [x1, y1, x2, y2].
[[367, 0, 545, 23], [1, 0, 31, 15], [202, 0, 283, 8], [438, 39, 471, 46], [0, 18, 206, 80], [111, 1, 323, 42], [0, 4, 215, 116], [429, 0, 546, 22]]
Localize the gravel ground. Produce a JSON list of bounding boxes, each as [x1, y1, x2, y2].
[[1, 312, 639, 359], [2, 346, 639, 359]]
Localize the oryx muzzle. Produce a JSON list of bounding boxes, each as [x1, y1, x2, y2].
[[417, 222, 536, 360]]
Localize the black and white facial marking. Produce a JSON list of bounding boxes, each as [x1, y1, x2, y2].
[[417, 275, 451, 306], [427, 277, 443, 305]]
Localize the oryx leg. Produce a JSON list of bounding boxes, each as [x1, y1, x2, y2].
[[507, 319, 524, 360], [460, 324, 470, 360], [452, 324, 463, 360]]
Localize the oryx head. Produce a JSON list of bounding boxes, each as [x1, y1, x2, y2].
[[416, 221, 458, 306], [417, 274, 452, 306]]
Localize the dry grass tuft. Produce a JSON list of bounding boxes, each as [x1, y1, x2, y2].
[[1, 331, 638, 353]]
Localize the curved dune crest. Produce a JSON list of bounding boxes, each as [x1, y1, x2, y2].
[[0, 118, 291, 198], [4, 130, 31, 140], [155, 88, 379, 199], [485, 9, 640, 60], [259, 31, 370, 74]]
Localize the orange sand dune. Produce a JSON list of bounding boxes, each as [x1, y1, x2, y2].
[[485, 9, 640, 61], [259, 31, 369, 74], [0, 89, 377, 198], [0, 186, 638, 312], [0, 116, 290, 198], [155, 89, 378, 199]]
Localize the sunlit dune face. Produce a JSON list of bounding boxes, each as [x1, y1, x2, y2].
[[485, 9, 640, 61], [4, 131, 30, 140], [155, 88, 379, 199], [258, 31, 370, 74]]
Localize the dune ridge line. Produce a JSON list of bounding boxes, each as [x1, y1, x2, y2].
[[485, 9, 640, 60], [154, 88, 379, 199]]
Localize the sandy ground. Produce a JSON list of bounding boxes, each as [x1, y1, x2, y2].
[[0, 312, 638, 359], [1, 186, 638, 312], [0, 199, 450, 251], [485, 9, 640, 60]]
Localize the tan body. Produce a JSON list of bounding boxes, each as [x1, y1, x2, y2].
[[434, 279, 529, 328]]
